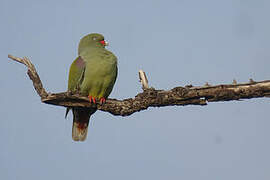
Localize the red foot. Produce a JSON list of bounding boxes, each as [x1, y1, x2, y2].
[[99, 97, 106, 104], [88, 96, 96, 104]]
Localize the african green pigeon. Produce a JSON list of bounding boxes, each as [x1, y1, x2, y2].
[[66, 33, 118, 141]]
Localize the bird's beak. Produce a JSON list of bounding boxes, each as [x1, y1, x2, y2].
[[100, 40, 109, 46]]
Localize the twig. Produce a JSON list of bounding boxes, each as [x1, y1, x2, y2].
[[139, 69, 149, 90], [8, 54, 47, 98]]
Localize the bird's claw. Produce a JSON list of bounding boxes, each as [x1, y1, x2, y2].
[[88, 96, 96, 104], [99, 97, 106, 105]]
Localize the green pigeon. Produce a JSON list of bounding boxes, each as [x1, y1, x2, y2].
[[66, 33, 118, 141]]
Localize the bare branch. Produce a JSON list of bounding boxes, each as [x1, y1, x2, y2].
[[8, 54, 47, 98], [8, 55, 270, 116], [139, 69, 149, 90]]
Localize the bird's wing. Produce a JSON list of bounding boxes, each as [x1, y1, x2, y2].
[[68, 56, 86, 92], [65, 56, 86, 119]]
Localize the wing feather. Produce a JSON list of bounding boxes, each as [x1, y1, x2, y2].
[[65, 56, 86, 118], [68, 56, 86, 92]]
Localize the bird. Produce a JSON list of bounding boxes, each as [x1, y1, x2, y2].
[[66, 33, 118, 141]]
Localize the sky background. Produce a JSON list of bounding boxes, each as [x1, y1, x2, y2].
[[1, 0, 270, 179]]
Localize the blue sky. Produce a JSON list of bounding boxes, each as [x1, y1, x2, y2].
[[1, 0, 270, 179]]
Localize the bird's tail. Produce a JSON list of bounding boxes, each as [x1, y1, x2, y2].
[[71, 107, 96, 141], [72, 121, 89, 141]]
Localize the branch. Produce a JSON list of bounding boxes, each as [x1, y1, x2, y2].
[[8, 55, 47, 98], [8, 55, 270, 116]]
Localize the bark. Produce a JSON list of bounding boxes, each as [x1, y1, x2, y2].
[[8, 55, 270, 116]]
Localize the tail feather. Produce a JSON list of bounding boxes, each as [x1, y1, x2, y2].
[[72, 121, 89, 141], [65, 108, 70, 119], [71, 107, 96, 141]]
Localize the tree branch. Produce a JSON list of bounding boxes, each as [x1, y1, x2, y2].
[[8, 55, 270, 116]]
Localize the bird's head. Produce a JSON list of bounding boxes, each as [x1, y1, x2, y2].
[[78, 33, 108, 54]]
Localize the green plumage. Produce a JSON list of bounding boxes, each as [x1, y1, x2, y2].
[[66, 33, 118, 141]]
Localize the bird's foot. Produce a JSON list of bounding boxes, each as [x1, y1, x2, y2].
[[88, 95, 96, 104], [99, 97, 106, 105]]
